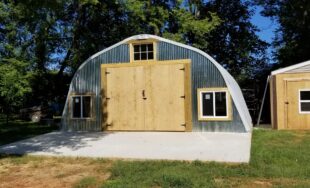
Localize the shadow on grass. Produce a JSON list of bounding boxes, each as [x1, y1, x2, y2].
[[0, 120, 58, 146]]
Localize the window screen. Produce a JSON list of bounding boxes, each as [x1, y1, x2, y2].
[[72, 96, 92, 118], [202, 92, 214, 116], [215, 92, 227, 116], [300, 90, 310, 112], [133, 43, 154, 61], [72, 97, 81, 118], [82, 96, 91, 118]]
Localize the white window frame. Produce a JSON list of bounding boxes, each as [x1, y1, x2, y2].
[[299, 89, 310, 114], [197, 88, 232, 121], [71, 95, 92, 119]]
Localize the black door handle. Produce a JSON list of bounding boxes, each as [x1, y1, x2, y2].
[[142, 90, 147, 100]]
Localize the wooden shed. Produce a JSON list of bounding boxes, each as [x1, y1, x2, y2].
[[61, 34, 252, 133], [270, 60, 310, 130]]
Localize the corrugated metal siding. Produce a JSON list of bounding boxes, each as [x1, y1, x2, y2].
[[61, 44, 130, 131], [285, 64, 310, 73], [158, 42, 245, 132], [62, 41, 245, 132]]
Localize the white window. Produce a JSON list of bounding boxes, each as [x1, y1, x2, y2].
[[72, 95, 92, 118], [299, 90, 310, 113], [133, 43, 154, 61], [198, 88, 232, 121]]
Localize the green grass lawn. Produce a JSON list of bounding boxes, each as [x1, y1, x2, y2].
[[0, 117, 58, 146], [101, 129, 310, 187], [1, 122, 310, 187]]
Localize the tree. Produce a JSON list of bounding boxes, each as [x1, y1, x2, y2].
[[0, 0, 221, 115], [255, 0, 310, 67], [200, 0, 269, 84], [0, 59, 32, 124], [121, 0, 221, 47]]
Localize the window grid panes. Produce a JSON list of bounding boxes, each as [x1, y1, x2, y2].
[[200, 91, 228, 118], [299, 90, 310, 113], [72, 96, 91, 118], [133, 43, 154, 61]]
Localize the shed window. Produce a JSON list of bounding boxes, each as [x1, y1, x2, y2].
[[133, 43, 154, 61], [72, 96, 92, 118], [198, 88, 232, 121], [299, 90, 310, 113]]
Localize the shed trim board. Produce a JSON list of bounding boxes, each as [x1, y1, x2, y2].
[[62, 34, 252, 132]]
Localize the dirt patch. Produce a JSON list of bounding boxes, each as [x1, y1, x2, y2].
[[0, 156, 112, 188]]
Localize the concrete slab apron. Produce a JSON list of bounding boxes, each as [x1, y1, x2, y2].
[[0, 132, 252, 163]]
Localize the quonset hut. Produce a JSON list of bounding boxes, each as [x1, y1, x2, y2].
[[61, 34, 252, 133]]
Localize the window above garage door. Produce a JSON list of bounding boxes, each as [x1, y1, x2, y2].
[[129, 39, 157, 63]]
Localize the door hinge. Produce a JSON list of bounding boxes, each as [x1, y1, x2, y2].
[[106, 124, 112, 127], [106, 97, 110, 100], [105, 71, 110, 74], [179, 68, 185, 71], [181, 123, 186, 127], [180, 95, 185, 99]]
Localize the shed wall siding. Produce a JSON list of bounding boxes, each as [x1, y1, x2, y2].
[[62, 42, 246, 132], [271, 72, 310, 130], [62, 44, 130, 131], [158, 42, 245, 132]]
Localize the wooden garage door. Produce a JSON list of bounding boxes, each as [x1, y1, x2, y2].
[[104, 63, 187, 131], [144, 64, 186, 131], [105, 66, 145, 130], [286, 80, 310, 129]]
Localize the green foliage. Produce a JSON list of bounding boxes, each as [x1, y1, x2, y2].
[[163, 9, 221, 49], [201, 0, 269, 83], [0, 59, 32, 112], [121, 0, 170, 35], [255, 0, 310, 67], [0, 0, 273, 111]]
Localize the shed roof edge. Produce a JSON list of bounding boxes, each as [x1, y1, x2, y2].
[[271, 60, 310, 75]]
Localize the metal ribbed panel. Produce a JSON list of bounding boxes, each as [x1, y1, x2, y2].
[[61, 44, 129, 131], [62, 41, 246, 133], [158, 41, 245, 132]]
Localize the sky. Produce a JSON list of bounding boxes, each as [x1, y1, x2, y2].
[[250, 6, 279, 62]]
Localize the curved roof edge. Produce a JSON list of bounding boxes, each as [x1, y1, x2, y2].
[[72, 34, 252, 132]]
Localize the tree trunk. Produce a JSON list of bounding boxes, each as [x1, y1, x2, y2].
[[6, 110, 9, 126]]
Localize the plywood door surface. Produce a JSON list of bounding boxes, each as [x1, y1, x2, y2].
[[105, 63, 186, 131], [286, 81, 310, 129], [144, 64, 186, 131], [106, 66, 145, 130]]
